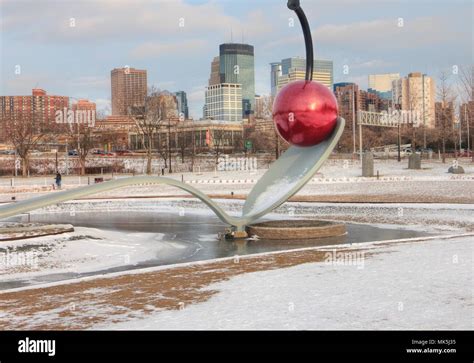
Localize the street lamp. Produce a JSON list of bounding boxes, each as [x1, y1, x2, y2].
[[168, 116, 172, 174], [351, 86, 356, 156], [397, 94, 402, 162], [422, 74, 427, 149]]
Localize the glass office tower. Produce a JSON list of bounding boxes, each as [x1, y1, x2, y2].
[[219, 43, 255, 117], [175, 91, 189, 119], [275, 57, 334, 91]]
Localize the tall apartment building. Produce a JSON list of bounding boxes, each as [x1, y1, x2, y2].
[[392, 72, 435, 128], [0, 89, 69, 140], [333, 83, 359, 128], [111, 67, 147, 116], [208, 56, 221, 86], [219, 43, 255, 116], [272, 57, 333, 93], [254, 95, 264, 119], [204, 83, 242, 122], [368, 73, 400, 100], [175, 91, 189, 119]]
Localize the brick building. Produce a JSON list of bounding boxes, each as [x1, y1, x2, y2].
[[0, 88, 69, 141], [111, 67, 147, 116]]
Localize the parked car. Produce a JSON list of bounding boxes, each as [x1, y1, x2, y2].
[[68, 149, 78, 156], [0, 150, 15, 155], [416, 147, 433, 154]]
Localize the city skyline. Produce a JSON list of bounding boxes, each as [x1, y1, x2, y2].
[[1, 0, 472, 119]]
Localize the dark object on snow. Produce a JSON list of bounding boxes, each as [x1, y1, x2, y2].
[[362, 152, 374, 177], [408, 153, 421, 170], [448, 165, 465, 174]]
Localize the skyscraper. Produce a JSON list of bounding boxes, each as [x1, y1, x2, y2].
[[270, 62, 282, 97], [273, 57, 333, 93], [208, 56, 221, 86], [175, 91, 189, 119], [205, 83, 242, 122], [111, 67, 147, 116], [219, 43, 255, 117], [392, 72, 435, 128], [368, 73, 400, 100]]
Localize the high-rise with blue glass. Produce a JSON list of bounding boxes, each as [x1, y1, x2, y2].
[[174, 91, 189, 119], [219, 43, 255, 117]]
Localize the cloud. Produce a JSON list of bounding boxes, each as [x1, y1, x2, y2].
[[312, 17, 450, 50], [349, 59, 395, 70], [154, 80, 177, 90], [69, 76, 109, 88], [132, 39, 209, 59], [94, 98, 111, 115], [266, 16, 468, 52], [3, 74, 50, 95], [1, 0, 274, 44], [186, 85, 206, 119]]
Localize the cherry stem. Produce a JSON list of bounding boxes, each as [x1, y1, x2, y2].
[[287, 0, 314, 81]]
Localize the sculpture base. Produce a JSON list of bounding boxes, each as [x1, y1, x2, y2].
[[246, 220, 346, 240]]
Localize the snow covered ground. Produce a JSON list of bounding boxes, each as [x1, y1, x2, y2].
[[0, 157, 472, 330], [102, 236, 473, 330], [0, 226, 186, 282], [0, 159, 474, 208]]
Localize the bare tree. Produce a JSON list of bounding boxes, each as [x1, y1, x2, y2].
[[61, 110, 100, 176], [76, 125, 95, 175], [437, 72, 457, 163], [261, 95, 284, 159], [130, 87, 177, 174], [2, 109, 52, 177], [211, 129, 226, 165], [177, 127, 196, 168], [458, 65, 474, 104]]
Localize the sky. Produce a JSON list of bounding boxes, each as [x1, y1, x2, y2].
[[0, 0, 472, 118]]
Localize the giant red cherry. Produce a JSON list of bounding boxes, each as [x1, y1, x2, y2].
[[272, 80, 338, 147]]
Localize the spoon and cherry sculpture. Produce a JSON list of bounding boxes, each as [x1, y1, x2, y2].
[[0, 0, 345, 233]]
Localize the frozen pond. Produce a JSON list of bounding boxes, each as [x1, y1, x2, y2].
[[0, 209, 432, 290]]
